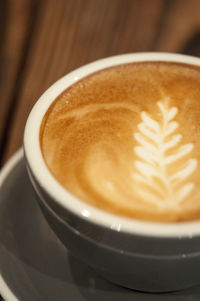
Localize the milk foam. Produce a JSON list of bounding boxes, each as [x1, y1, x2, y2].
[[133, 98, 197, 209], [40, 62, 200, 222]]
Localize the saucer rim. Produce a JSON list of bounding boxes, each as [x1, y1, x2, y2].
[[0, 148, 24, 301], [0, 148, 199, 300]]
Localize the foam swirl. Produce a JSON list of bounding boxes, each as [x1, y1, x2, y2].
[[40, 62, 200, 222]]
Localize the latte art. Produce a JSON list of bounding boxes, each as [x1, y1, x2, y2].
[[40, 62, 200, 222], [133, 99, 197, 209]]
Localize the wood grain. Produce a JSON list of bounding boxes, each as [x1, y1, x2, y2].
[[1, 0, 200, 299], [0, 0, 39, 166], [154, 0, 200, 52], [1, 0, 165, 164]]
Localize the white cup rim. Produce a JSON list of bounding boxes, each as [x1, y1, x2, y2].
[[24, 52, 200, 238]]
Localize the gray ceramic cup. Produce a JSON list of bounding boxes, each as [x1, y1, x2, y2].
[[24, 53, 200, 292]]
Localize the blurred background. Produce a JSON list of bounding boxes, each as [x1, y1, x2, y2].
[[0, 0, 200, 300], [0, 0, 200, 168]]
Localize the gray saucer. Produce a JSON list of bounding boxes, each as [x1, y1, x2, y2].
[[0, 149, 200, 301]]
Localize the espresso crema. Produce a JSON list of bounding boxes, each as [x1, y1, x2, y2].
[[40, 62, 200, 222]]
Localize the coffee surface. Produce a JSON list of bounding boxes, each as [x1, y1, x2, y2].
[[40, 62, 200, 222]]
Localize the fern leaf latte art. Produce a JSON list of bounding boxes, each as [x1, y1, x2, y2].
[[40, 62, 200, 222], [133, 99, 197, 209]]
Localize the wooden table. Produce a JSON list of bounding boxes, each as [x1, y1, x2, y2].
[[0, 0, 200, 299]]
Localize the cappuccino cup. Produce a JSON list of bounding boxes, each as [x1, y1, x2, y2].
[[24, 53, 200, 292]]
